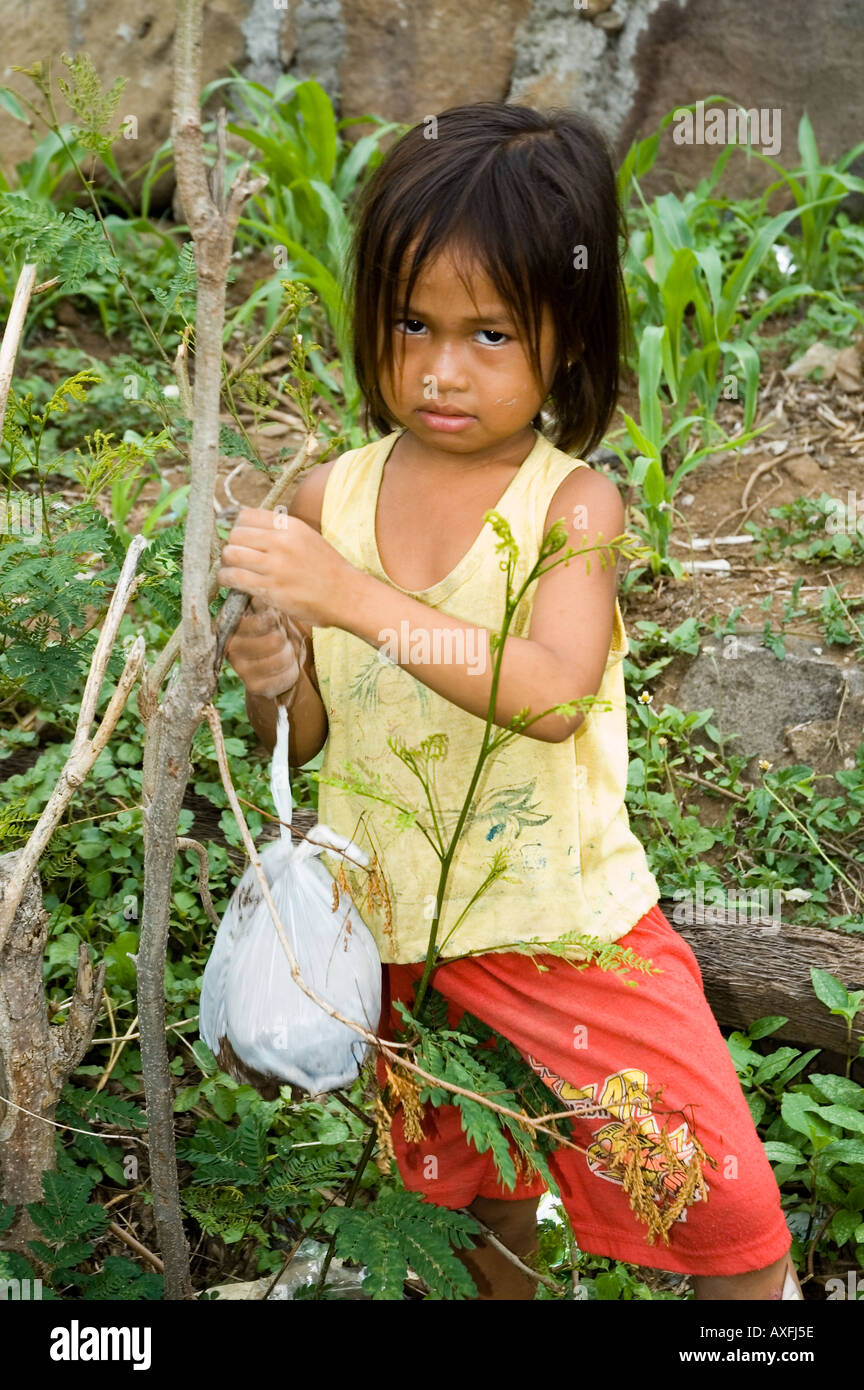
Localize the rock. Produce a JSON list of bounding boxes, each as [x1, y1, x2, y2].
[[656, 629, 864, 770], [2, 0, 255, 210], [784, 341, 842, 381], [781, 452, 828, 490], [835, 342, 864, 393], [338, 0, 534, 134], [784, 719, 850, 775], [587, 444, 624, 471], [615, 0, 864, 200]]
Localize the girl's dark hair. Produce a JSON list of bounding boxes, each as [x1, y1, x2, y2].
[[345, 102, 630, 458]]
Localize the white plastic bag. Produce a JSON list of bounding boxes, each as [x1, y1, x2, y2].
[[200, 704, 381, 1096]]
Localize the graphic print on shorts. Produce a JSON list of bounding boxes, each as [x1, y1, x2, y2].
[[528, 1058, 709, 1224]]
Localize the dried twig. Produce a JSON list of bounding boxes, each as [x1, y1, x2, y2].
[[108, 1219, 165, 1273], [96, 1010, 141, 1094], [176, 837, 220, 926], [140, 428, 318, 703], [0, 262, 37, 444]]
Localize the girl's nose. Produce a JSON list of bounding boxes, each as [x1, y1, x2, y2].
[[426, 341, 471, 392]]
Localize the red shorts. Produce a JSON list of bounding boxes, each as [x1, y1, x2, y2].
[[377, 902, 791, 1277]]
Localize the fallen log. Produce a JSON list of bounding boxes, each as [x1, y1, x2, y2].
[[658, 897, 864, 1057]]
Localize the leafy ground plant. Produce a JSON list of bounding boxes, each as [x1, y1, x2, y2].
[[726, 979, 864, 1289]]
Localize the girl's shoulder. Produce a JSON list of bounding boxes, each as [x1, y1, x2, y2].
[[287, 439, 376, 532]]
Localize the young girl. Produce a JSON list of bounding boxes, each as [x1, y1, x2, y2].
[[218, 102, 800, 1302]]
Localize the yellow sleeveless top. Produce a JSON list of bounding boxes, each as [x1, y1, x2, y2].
[[310, 429, 660, 966]]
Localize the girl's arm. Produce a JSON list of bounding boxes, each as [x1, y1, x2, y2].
[[245, 654, 327, 762], [220, 465, 624, 744]]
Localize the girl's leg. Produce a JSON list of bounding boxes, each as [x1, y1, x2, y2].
[[692, 1250, 804, 1300], [386, 908, 794, 1287], [455, 1195, 541, 1300]]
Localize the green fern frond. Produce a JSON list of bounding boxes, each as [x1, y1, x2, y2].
[[325, 1188, 479, 1300], [153, 242, 197, 319], [270, 1146, 359, 1195], [25, 1170, 109, 1270], [57, 52, 128, 159], [394, 996, 569, 1194], [180, 1186, 267, 1245], [77, 1255, 163, 1301], [219, 423, 266, 471], [0, 796, 36, 844], [177, 1112, 271, 1187]]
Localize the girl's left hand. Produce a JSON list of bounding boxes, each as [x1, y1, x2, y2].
[[218, 508, 354, 628]]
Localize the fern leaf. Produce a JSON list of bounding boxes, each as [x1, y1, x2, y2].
[[330, 1212, 406, 1300], [26, 1169, 109, 1246], [1, 641, 86, 703], [57, 53, 128, 159], [153, 242, 197, 318], [327, 1189, 479, 1300], [79, 1256, 163, 1301], [219, 423, 265, 470]]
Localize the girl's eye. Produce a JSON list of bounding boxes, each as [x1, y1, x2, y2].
[[393, 320, 510, 345]]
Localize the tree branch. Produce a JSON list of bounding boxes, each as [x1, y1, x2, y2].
[[0, 263, 37, 445]]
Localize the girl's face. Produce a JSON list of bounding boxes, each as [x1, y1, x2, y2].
[[377, 243, 560, 459]]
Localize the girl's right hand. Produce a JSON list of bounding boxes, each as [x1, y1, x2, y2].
[[225, 595, 306, 700]]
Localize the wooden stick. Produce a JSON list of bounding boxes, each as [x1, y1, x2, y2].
[[0, 263, 37, 446], [140, 428, 318, 704], [108, 1219, 165, 1273]]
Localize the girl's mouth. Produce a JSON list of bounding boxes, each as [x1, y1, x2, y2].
[[416, 409, 476, 432]]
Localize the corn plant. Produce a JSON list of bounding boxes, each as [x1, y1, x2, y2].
[[750, 114, 864, 292], [623, 177, 847, 440], [604, 324, 768, 578]]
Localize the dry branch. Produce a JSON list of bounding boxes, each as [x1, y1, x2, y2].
[[133, 0, 270, 1301], [139, 428, 319, 704], [0, 262, 37, 444]]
